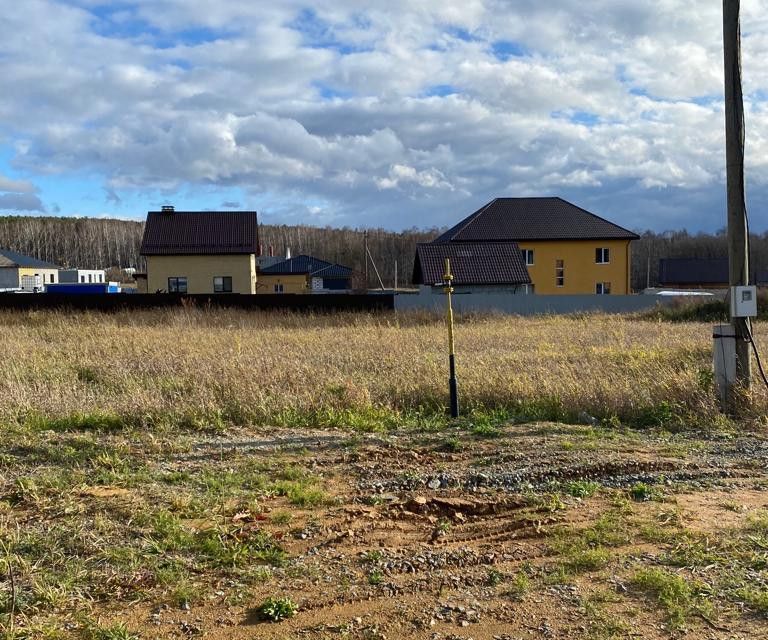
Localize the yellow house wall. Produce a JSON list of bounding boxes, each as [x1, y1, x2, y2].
[[517, 240, 632, 294], [256, 273, 309, 294], [146, 254, 256, 294], [18, 267, 59, 285]]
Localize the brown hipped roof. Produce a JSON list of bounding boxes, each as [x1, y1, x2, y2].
[[433, 197, 639, 243], [140, 211, 259, 256], [413, 242, 531, 286]]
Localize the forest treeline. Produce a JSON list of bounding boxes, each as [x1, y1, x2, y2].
[[1, 215, 766, 290]]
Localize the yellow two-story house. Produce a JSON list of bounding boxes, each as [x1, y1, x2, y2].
[[140, 207, 259, 294], [429, 197, 638, 295]]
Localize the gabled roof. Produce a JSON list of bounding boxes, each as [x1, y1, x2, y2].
[[433, 197, 639, 243], [658, 258, 729, 285], [0, 248, 59, 269], [140, 210, 259, 255], [413, 242, 531, 286], [260, 255, 353, 277]]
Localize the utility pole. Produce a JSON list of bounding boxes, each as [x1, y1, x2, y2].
[[646, 253, 651, 290], [723, 0, 752, 391], [363, 230, 369, 291], [394, 260, 398, 292]]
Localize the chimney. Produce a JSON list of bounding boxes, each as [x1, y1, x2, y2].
[[161, 205, 175, 213]]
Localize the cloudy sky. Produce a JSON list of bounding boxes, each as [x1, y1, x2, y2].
[[1, 1, 768, 232]]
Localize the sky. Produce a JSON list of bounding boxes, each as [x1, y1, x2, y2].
[[1, 1, 768, 233]]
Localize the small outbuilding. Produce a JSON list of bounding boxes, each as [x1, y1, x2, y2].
[[0, 248, 60, 291], [59, 269, 106, 284], [258, 255, 353, 293], [658, 258, 729, 289], [413, 242, 532, 294]]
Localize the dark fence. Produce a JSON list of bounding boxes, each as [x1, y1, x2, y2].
[[0, 293, 395, 312]]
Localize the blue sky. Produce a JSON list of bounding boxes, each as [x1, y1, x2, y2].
[[1, 1, 768, 232]]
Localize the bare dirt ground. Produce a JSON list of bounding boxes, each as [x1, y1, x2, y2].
[[71, 422, 768, 640]]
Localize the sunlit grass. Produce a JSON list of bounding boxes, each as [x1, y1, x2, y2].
[[0, 308, 764, 431]]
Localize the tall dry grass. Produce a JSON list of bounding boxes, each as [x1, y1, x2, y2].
[[0, 308, 764, 430]]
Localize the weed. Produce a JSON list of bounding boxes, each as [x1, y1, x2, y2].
[[565, 547, 612, 573], [273, 481, 328, 507], [440, 436, 463, 452], [507, 571, 530, 599], [256, 596, 298, 622], [736, 587, 768, 614], [581, 592, 630, 639], [83, 622, 139, 640], [629, 482, 657, 502], [435, 518, 452, 535], [565, 480, 600, 498], [471, 423, 503, 439], [362, 550, 383, 564], [631, 567, 704, 630], [486, 568, 504, 586], [367, 570, 384, 585], [270, 511, 293, 525]]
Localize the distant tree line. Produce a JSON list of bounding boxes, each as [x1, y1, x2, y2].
[[1, 215, 766, 291], [631, 230, 768, 290], [0, 216, 145, 272]]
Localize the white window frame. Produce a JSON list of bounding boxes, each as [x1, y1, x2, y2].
[[521, 249, 534, 266], [596, 282, 611, 295], [274, 283, 284, 293], [596, 247, 610, 264]]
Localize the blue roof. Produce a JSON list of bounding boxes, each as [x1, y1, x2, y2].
[[0, 248, 60, 269], [260, 255, 352, 277]]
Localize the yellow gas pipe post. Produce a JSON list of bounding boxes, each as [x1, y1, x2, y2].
[[444, 258, 459, 418]]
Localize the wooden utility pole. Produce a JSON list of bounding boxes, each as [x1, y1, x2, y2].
[[363, 230, 369, 290], [394, 260, 398, 292], [723, 0, 752, 390]]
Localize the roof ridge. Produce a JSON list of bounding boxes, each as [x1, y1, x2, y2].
[[554, 197, 637, 237], [434, 198, 498, 243]]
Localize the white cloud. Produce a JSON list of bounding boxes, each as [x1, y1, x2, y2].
[[1, 1, 768, 229]]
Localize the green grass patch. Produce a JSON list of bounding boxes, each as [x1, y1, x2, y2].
[[631, 567, 709, 630]]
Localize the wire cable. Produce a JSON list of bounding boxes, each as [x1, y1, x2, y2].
[[733, 14, 768, 397], [745, 319, 768, 391]]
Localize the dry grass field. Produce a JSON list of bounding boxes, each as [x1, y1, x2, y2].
[[1, 307, 765, 431], [1, 309, 767, 639]]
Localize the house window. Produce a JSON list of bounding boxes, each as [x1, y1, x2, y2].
[[88, 274, 93, 283], [49, 274, 55, 283], [274, 283, 284, 293], [596, 282, 611, 295], [596, 248, 610, 264], [521, 249, 534, 266], [168, 277, 188, 293], [80, 275, 85, 283], [99, 274, 103, 283], [555, 260, 564, 287], [213, 276, 233, 293]]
